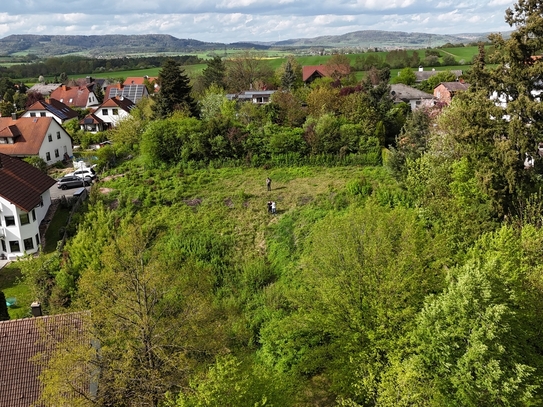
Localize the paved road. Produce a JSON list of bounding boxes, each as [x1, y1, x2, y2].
[[49, 179, 92, 200]]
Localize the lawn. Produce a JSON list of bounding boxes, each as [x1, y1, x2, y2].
[[0, 263, 32, 320]]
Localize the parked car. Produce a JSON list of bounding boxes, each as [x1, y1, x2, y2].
[[57, 175, 92, 190], [66, 167, 96, 180]]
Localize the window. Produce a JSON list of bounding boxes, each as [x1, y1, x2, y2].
[[40, 112, 46, 117], [112, 109, 118, 115], [46, 152, 51, 161], [30, 112, 36, 117], [0, 138, 6, 144], [32, 209, 36, 222], [55, 149, 59, 158], [5, 216, 15, 226], [19, 213, 30, 225], [56, 131, 61, 139], [9, 240, 20, 253], [35, 234, 40, 247], [1, 239, 6, 252], [23, 237, 34, 251], [88, 97, 91, 103], [102, 109, 108, 115], [48, 134, 52, 142]]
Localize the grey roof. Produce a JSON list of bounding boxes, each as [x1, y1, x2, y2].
[[437, 81, 470, 91], [26, 83, 62, 96], [107, 84, 148, 104], [390, 84, 435, 102]]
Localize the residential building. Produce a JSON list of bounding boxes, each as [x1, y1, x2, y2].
[[390, 84, 436, 110], [104, 83, 149, 103], [79, 96, 135, 132], [0, 153, 56, 259], [302, 64, 351, 85], [49, 84, 99, 108], [22, 98, 79, 124], [26, 83, 62, 98], [0, 116, 73, 165], [226, 90, 276, 104], [434, 82, 470, 105], [0, 309, 92, 406]]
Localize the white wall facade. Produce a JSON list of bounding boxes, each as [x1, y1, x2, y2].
[[0, 190, 51, 259], [93, 106, 131, 127], [38, 120, 74, 164], [22, 110, 63, 125]]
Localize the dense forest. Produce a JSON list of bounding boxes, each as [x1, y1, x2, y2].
[[11, 1, 543, 406]]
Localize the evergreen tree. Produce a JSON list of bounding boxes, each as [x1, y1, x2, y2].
[[155, 59, 198, 119], [0, 291, 9, 321], [202, 56, 226, 90], [281, 59, 296, 91]]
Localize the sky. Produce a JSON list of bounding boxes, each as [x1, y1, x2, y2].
[[0, 0, 515, 44]]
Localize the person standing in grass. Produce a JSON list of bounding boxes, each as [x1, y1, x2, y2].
[[266, 177, 272, 191], [271, 201, 276, 214]]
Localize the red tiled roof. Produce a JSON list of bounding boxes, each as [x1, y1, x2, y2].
[[123, 76, 157, 85], [0, 153, 57, 211], [302, 65, 330, 82], [0, 117, 53, 158], [49, 85, 93, 108], [0, 312, 90, 407]]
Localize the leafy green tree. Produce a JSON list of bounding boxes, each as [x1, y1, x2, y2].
[[155, 59, 198, 119], [226, 51, 275, 92], [418, 70, 457, 93], [74, 216, 224, 406], [0, 100, 15, 117], [391, 67, 416, 85], [380, 262, 538, 407], [23, 156, 47, 172]]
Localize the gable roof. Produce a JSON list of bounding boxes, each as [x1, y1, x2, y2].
[[437, 81, 470, 92], [390, 84, 435, 102], [79, 112, 104, 125], [26, 99, 79, 121], [26, 83, 62, 96], [0, 312, 90, 407], [0, 117, 55, 158], [49, 85, 94, 107], [105, 84, 148, 103], [302, 65, 330, 82], [0, 153, 57, 211], [123, 76, 157, 85], [99, 96, 136, 112]]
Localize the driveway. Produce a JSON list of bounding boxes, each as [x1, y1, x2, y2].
[[49, 181, 91, 200]]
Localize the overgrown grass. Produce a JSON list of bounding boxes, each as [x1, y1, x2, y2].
[[44, 205, 71, 253], [0, 263, 32, 320]]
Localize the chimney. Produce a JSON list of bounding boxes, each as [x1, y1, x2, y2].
[[419, 66, 423, 72], [11, 112, 17, 120], [31, 301, 42, 317]]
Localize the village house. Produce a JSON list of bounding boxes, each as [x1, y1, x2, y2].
[[0, 307, 93, 406], [302, 64, 351, 85], [390, 84, 436, 110], [49, 84, 100, 109], [226, 90, 276, 104], [0, 153, 56, 260], [434, 81, 470, 105], [0, 116, 73, 165], [22, 98, 79, 124], [104, 82, 149, 104], [79, 96, 136, 132]]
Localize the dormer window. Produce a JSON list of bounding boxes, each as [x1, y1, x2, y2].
[[102, 109, 108, 115], [30, 112, 36, 117]]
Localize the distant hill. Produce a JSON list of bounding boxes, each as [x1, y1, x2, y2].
[[0, 31, 498, 58]]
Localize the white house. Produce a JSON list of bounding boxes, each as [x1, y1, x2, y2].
[[0, 116, 73, 165], [0, 153, 57, 260], [22, 99, 79, 125], [390, 84, 436, 111], [80, 96, 135, 132]]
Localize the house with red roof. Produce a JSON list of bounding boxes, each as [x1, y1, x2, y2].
[[302, 64, 351, 85], [0, 309, 92, 405], [0, 116, 74, 165], [49, 84, 100, 109], [104, 82, 149, 104], [22, 98, 79, 124], [80, 96, 136, 132], [0, 153, 56, 259]]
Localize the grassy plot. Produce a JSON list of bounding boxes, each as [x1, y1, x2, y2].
[[0, 263, 32, 320]]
